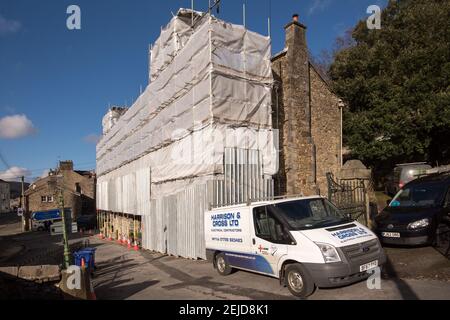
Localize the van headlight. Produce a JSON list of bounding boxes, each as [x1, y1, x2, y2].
[[407, 218, 430, 230], [315, 242, 341, 263]]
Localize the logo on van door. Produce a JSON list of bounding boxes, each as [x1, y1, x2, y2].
[[211, 212, 241, 228], [258, 245, 269, 255], [330, 227, 370, 243]]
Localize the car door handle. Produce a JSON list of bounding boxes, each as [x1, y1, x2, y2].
[[252, 238, 256, 245]]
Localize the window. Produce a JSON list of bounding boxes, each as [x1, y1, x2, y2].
[[75, 183, 81, 194], [253, 206, 292, 244], [391, 183, 446, 208], [41, 195, 54, 203], [269, 198, 350, 230]]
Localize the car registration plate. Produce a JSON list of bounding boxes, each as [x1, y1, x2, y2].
[[382, 232, 400, 238], [360, 260, 378, 272]]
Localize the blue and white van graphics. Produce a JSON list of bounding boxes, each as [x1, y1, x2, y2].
[[205, 196, 386, 298]]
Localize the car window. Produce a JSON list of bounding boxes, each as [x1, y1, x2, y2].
[[269, 198, 351, 230], [391, 183, 445, 208], [253, 206, 291, 244]]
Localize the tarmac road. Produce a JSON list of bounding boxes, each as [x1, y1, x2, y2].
[[1, 213, 449, 300], [91, 238, 450, 300]]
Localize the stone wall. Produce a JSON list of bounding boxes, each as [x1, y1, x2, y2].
[[310, 66, 341, 194], [272, 17, 342, 197]]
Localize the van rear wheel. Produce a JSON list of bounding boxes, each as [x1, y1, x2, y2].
[[215, 253, 232, 276], [285, 264, 315, 298]]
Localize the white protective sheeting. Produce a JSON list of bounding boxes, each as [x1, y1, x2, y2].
[[97, 10, 274, 181], [97, 10, 277, 223]]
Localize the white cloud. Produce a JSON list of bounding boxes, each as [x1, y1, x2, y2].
[[0, 114, 36, 139], [0, 166, 31, 182], [83, 133, 101, 144], [308, 0, 331, 15], [0, 14, 21, 36]]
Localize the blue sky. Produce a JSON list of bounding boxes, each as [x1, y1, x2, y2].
[[0, 0, 387, 181]]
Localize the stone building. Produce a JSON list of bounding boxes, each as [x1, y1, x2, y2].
[[25, 161, 96, 219], [0, 179, 10, 213], [272, 15, 343, 196]]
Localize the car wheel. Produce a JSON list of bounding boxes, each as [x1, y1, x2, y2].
[[215, 253, 232, 276], [285, 263, 315, 298]]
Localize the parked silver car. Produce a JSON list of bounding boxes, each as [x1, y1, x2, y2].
[[385, 162, 432, 196]]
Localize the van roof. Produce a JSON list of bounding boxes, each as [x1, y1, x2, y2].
[[209, 195, 324, 211]]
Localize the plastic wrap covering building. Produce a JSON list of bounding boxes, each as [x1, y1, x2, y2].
[[96, 9, 277, 259]]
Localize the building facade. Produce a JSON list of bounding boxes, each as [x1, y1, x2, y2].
[[96, 9, 276, 259], [0, 179, 10, 213], [272, 16, 342, 197], [25, 161, 96, 219], [96, 10, 343, 259]]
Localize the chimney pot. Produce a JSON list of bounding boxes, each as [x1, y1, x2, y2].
[[292, 14, 299, 22]]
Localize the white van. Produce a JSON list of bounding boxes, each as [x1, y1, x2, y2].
[[205, 196, 386, 298]]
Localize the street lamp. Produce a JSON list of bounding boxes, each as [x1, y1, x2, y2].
[[48, 174, 70, 269]]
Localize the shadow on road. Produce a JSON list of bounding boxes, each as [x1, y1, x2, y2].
[[141, 251, 293, 300], [383, 256, 419, 300], [93, 255, 159, 299]]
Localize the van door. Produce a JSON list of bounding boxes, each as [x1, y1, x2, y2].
[[251, 205, 291, 277]]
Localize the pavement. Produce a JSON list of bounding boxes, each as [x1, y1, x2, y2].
[[91, 238, 450, 300], [0, 213, 25, 263], [0, 212, 90, 267]]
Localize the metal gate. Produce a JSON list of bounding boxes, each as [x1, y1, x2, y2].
[[326, 172, 368, 226]]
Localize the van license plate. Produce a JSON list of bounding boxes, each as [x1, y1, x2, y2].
[[360, 260, 378, 272], [382, 232, 400, 238]]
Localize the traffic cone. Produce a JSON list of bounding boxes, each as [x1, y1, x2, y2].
[[89, 277, 97, 300], [127, 239, 131, 249], [133, 240, 139, 251], [117, 234, 122, 244]]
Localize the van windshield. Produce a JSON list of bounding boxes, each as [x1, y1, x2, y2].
[[390, 183, 445, 208], [270, 198, 352, 230]]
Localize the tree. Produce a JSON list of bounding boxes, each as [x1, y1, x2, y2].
[[330, 0, 450, 169]]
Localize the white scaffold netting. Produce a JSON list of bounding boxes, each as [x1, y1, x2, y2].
[[96, 10, 277, 214]]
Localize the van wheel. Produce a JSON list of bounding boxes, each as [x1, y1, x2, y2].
[[215, 253, 232, 276], [285, 264, 315, 298]]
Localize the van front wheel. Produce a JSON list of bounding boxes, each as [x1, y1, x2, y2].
[[215, 253, 232, 276], [285, 264, 315, 298]]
